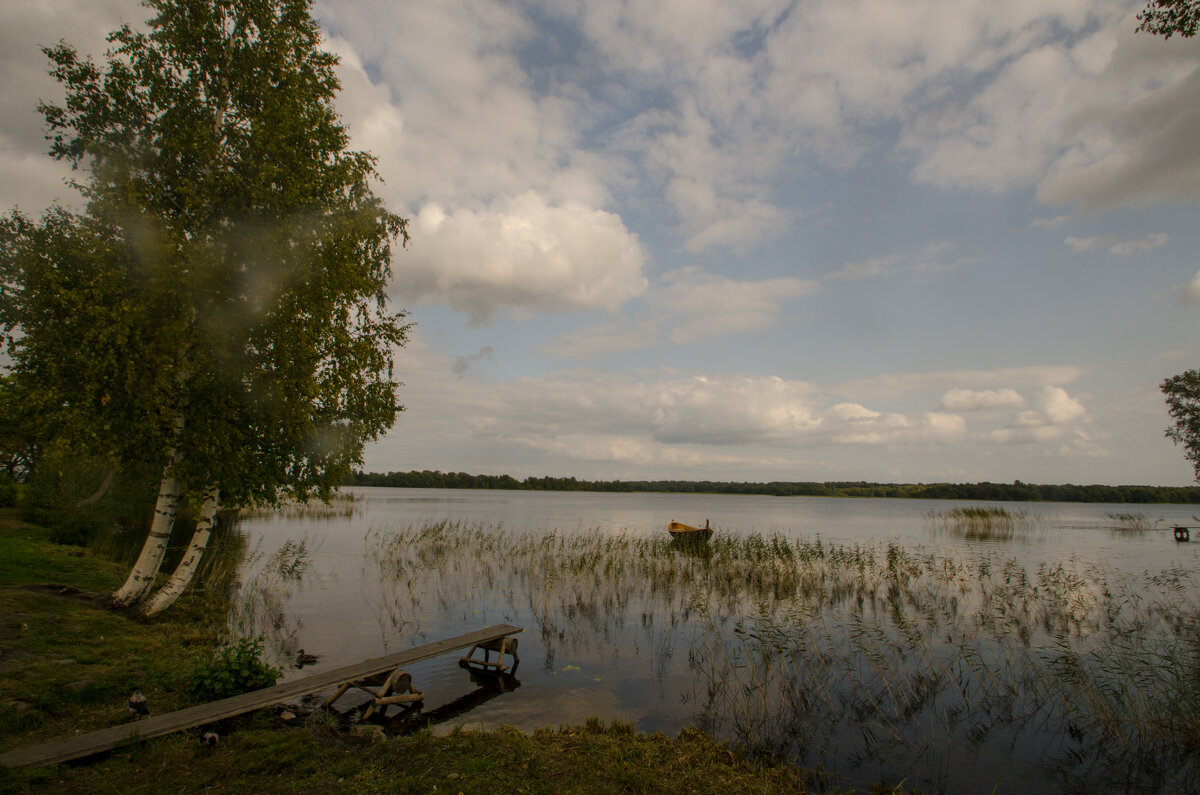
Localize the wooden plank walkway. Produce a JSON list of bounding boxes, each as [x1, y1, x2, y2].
[[0, 624, 522, 769]]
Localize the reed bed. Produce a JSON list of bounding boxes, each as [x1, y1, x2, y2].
[[927, 505, 1036, 540], [237, 494, 359, 520], [233, 519, 1200, 791], [1105, 512, 1159, 532]]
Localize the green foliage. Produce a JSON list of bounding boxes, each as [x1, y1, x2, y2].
[[1163, 370, 1200, 483], [20, 445, 158, 550], [1138, 0, 1200, 39], [1, 0, 410, 512], [349, 469, 1200, 503], [0, 375, 41, 482], [189, 636, 281, 701]]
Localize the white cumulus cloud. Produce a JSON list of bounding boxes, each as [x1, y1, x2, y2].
[[396, 192, 649, 325], [1034, 386, 1088, 424], [838, 366, 1085, 400], [1177, 271, 1200, 306]]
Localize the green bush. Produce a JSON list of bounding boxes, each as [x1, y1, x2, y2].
[[0, 478, 15, 508], [189, 637, 281, 701], [48, 513, 101, 546]]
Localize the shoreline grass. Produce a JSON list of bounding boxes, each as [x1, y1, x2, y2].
[[291, 518, 1200, 792], [0, 509, 878, 795]]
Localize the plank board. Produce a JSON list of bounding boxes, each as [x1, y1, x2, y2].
[[0, 624, 522, 769]]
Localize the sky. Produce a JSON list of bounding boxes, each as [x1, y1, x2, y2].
[[2, 0, 1199, 486]]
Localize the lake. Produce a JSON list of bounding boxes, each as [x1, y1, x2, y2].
[[229, 488, 1200, 794]]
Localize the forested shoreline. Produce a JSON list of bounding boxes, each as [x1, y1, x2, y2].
[[347, 470, 1200, 504]]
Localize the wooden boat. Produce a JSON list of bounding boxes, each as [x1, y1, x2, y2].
[[668, 519, 712, 541]]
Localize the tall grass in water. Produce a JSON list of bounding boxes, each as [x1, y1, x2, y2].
[[1105, 512, 1159, 532], [226, 536, 319, 663], [238, 493, 359, 520], [241, 519, 1199, 791], [928, 505, 1035, 540]]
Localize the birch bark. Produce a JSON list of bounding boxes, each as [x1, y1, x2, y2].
[[142, 483, 219, 616], [111, 416, 184, 607]]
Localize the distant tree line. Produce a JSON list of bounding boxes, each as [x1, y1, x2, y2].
[[345, 471, 1200, 504]]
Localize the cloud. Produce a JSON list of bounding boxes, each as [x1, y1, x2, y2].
[[1109, 232, 1168, 256], [979, 386, 1088, 445], [541, 318, 662, 359], [386, 343, 992, 460], [1065, 232, 1168, 255], [644, 375, 821, 445], [1030, 214, 1074, 230], [1064, 235, 1107, 253], [452, 346, 493, 376], [826, 402, 881, 422], [837, 366, 1085, 400], [907, 44, 1084, 193], [1176, 271, 1200, 306], [1033, 386, 1087, 424], [1038, 49, 1200, 210], [543, 267, 817, 357], [0, 0, 144, 214], [831, 411, 967, 446], [395, 192, 649, 325], [370, 337, 1117, 479], [982, 425, 1067, 445], [939, 388, 1026, 411], [654, 267, 818, 343], [825, 241, 965, 282]]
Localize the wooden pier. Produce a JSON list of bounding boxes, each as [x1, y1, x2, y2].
[[0, 624, 522, 769]]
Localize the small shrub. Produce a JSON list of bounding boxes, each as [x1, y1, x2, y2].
[[0, 478, 16, 508], [49, 513, 101, 546], [189, 637, 281, 701]]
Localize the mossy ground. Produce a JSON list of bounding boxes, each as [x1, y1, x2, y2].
[[0, 508, 912, 794]]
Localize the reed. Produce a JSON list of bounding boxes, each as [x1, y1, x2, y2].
[[1105, 512, 1158, 532], [927, 505, 1035, 540], [238, 494, 359, 520], [231, 518, 1200, 790]]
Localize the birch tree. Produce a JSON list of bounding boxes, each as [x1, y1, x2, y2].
[[0, 0, 409, 614], [1163, 370, 1200, 484]]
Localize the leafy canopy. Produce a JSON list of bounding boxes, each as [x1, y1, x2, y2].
[[1163, 370, 1200, 484], [1, 0, 409, 506], [1138, 0, 1200, 39]]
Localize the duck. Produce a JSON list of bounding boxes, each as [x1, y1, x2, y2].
[[200, 730, 219, 747], [295, 649, 319, 668], [128, 688, 149, 718]]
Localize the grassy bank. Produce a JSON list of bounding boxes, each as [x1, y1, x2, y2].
[[0, 509, 889, 794]]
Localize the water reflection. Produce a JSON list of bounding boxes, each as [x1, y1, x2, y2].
[[229, 490, 1200, 794], [227, 536, 319, 659]]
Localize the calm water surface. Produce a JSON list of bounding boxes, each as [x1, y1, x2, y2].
[[231, 488, 1200, 793]]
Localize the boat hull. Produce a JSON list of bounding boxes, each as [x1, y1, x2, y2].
[[668, 521, 713, 541]]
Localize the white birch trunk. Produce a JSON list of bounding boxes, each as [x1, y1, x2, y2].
[[142, 484, 219, 616], [112, 417, 185, 607]]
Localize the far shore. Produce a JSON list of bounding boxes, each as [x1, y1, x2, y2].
[[347, 470, 1200, 504]]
